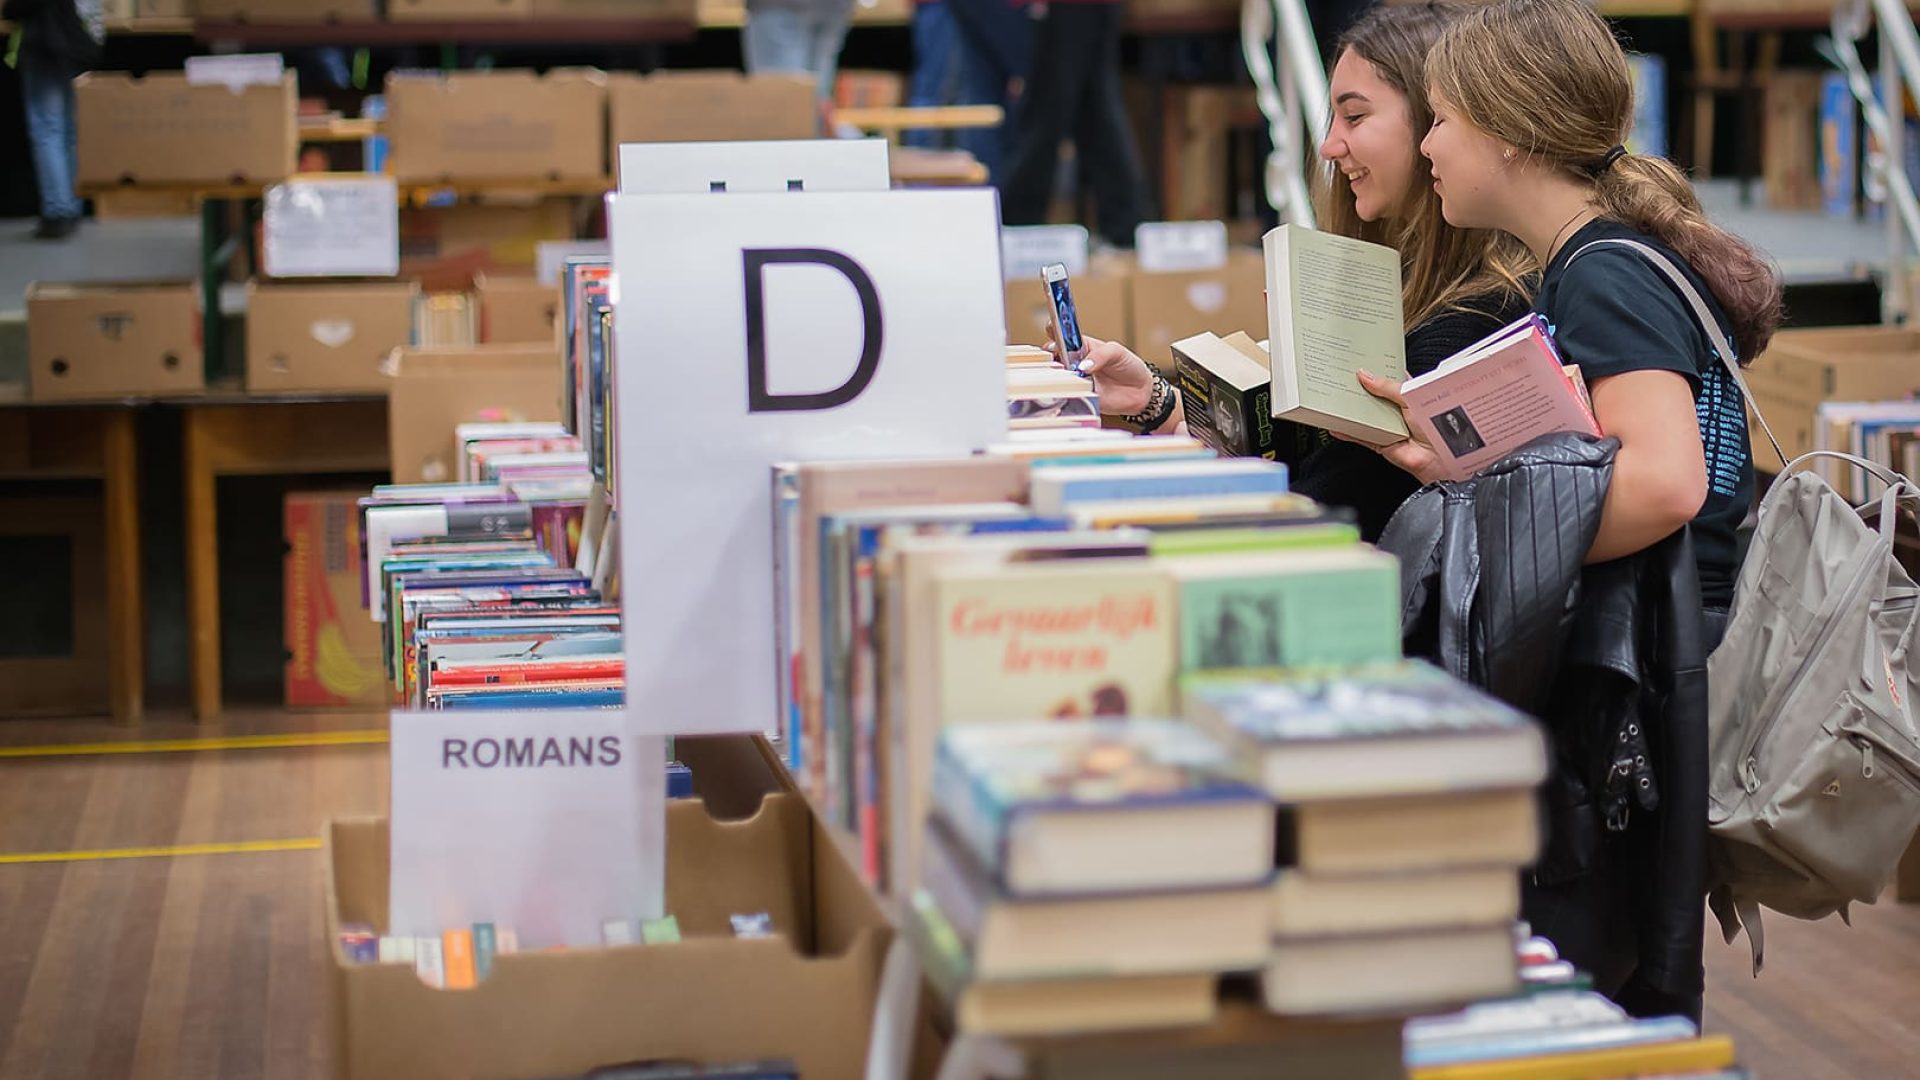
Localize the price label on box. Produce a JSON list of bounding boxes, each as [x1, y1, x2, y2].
[[263, 175, 400, 279], [1000, 224, 1090, 279], [1136, 220, 1229, 273]]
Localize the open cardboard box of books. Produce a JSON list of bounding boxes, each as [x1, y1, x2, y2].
[[1743, 326, 1920, 463], [325, 784, 891, 1080]]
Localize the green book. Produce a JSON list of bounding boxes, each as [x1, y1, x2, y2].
[[1263, 225, 1409, 445], [1168, 547, 1401, 671], [471, 922, 496, 980], [1147, 521, 1360, 558]]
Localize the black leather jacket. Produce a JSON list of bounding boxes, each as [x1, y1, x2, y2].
[[1379, 434, 1709, 1006]]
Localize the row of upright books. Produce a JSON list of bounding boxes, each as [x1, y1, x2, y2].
[[352, 248, 627, 710], [358, 421, 615, 709]]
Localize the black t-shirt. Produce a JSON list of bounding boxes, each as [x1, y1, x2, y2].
[[1534, 218, 1753, 608], [1291, 288, 1532, 541]]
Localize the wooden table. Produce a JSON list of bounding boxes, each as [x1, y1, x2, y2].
[[0, 403, 144, 725], [180, 394, 389, 722]]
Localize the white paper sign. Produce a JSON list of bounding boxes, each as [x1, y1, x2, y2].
[[388, 709, 668, 945], [1136, 220, 1230, 273], [184, 53, 285, 90], [537, 240, 611, 286], [617, 138, 891, 195], [611, 190, 1007, 735], [1000, 224, 1090, 279], [263, 175, 399, 278]]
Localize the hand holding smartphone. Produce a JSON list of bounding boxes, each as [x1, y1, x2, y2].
[[1041, 262, 1092, 377]]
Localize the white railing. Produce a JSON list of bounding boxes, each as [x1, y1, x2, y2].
[[1833, 0, 1920, 323], [1242, 0, 1328, 227]]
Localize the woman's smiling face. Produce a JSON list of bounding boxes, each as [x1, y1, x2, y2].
[[1320, 48, 1419, 223]]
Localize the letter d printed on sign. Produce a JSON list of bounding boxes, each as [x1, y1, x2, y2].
[[610, 190, 1007, 736]]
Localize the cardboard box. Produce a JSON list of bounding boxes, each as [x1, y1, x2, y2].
[[1003, 258, 1131, 350], [75, 72, 296, 187], [247, 282, 418, 394], [607, 72, 817, 165], [400, 201, 577, 291], [1127, 248, 1267, 374], [387, 345, 563, 483], [1743, 326, 1920, 461], [1764, 71, 1823, 212], [194, 0, 378, 20], [386, 70, 607, 183], [285, 492, 386, 709], [325, 792, 888, 1080], [26, 282, 203, 401], [475, 275, 558, 345], [387, 0, 530, 18], [531, 0, 696, 16]]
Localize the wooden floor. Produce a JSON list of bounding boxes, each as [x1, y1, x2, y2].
[[0, 710, 1916, 1079]]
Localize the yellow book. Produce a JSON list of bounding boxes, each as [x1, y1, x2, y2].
[[1410, 1035, 1737, 1080], [933, 558, 1175, 723]]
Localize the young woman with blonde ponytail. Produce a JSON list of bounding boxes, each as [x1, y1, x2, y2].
[[1364, 0, 1786, 1026], [1362, 0, 1780, 624]]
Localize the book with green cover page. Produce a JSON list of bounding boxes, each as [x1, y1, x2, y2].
[[1262, 225, 1408, 445], [1169, 547, 1401, 671]]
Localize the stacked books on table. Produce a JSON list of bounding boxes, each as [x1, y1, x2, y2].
[[1006, 346, 1100, 432], [1183, 662, 1549, 1016], [358, 423, 618, 711], [775, 446, 1391, 893], [1405, 988, 1747, 1079], [910, 718, 1273, 1037]]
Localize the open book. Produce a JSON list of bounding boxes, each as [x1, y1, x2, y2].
[[1399, 314, 1600, 483], [1262, 225, 1410, 446]]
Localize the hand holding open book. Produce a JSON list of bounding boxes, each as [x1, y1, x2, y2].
[[1353, 314, 1600, 484]]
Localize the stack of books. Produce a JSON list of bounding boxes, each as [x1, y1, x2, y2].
[[1006, 345, 1101, 432], [349, 250, 626, 712], [1182, 662, 1550, 1016], [910, 717, 1273, 1037], [1406, 988, 1747, 1079]]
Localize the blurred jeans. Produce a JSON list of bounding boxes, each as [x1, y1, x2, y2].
[[947, 0, 1031, 183], [743, 4, 854, 101], [902, 1, 959, 150], [19, 49, 83, 221]]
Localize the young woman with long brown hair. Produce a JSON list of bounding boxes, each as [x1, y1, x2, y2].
[[1070, 1, 1533, 538]]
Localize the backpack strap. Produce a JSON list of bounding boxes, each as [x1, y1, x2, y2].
[[1567, 238, 1789, 470]]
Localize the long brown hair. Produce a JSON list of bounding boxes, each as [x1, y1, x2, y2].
[[1317, 2, 1533, 331], [1427, 0, 1783, 361]]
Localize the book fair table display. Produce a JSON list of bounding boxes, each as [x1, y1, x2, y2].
[[334, 138, 1752, 1080]]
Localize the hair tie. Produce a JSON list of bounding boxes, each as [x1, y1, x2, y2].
[[1596, 145, 1628, 174]]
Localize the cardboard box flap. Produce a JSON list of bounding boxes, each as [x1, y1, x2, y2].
[[392, 344, 559, 377]]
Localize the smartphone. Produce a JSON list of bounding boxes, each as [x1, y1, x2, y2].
[[1041, 262, 1091, 375]]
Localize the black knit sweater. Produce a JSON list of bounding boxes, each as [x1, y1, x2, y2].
[[1289, 291, 1532, 541]]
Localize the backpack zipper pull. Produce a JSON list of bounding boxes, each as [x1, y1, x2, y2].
[[1861, 741, 1876, 780], [1741, 755, 1759, 793]]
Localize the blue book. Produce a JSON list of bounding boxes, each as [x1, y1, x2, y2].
[[433, 686, 624, 710], [1028, 459, 1289, 513]]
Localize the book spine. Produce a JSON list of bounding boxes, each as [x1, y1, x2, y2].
[[442, 928, 477, 989], [413, 936, 445, 988], [1047, 469, 1291, 506], [471, 922, 497, 980]]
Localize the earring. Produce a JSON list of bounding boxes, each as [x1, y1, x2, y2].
[[1503, 147, 1517, 162]]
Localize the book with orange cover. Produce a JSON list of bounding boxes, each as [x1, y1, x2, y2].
[[442, 928, 477, 989]]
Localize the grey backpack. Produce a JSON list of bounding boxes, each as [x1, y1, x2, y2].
[[1576, 238, 1920, 975]]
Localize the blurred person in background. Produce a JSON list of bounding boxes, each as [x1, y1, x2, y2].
[[999, 0, 1147, 247], [4, 0, 101, 240], [743, 0, 855, 103]]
